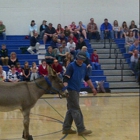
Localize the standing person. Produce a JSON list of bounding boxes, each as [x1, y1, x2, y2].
[[0, 65, 6, 82], [0, 44, 9, 65], [22, 61, 30, 81], [40, 20, 47, 39], [29, 20, 37, 36], [100, 18, 114, 41], [87, 18, 100, 41], [0, 20, 6, 40], [27, 32, 40, 54], [62, 51, 97, 135]]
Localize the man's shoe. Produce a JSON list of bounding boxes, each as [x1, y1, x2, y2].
[[62, 129, 77, 134], [78, 129, 92, 136]]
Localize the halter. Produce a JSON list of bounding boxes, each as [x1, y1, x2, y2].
[[34, 76, 66, 99]]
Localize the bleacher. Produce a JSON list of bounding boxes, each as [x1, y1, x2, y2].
[[0, 35, 110, 91]]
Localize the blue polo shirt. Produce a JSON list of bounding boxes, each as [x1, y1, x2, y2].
[[129, 44, 140, 52], [65, 61, 88, 92]]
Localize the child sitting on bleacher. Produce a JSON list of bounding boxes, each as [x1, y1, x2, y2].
[[15, 62, 23, 81], [91, 50, 100, 70], [22, 61, 30, 81], [30, 62, 38, 81]]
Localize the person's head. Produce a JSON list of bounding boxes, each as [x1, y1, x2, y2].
[[69, 33, 74, 38], [33, 31, 38, 37], [1, 44, 6, 50], [52, 35, 58, 41], [134, 39, 139, 46], [58, 46, 63, 52], [122, 21, 127, 28], [79, 37, 84, 42], [31, 20, 35, 26], [32, 62, 36, 67], [93, 50, 97, 54], [48, 46, 53, 52], [61, 40, 66, 47], [81, 46, 87, 52], [76, 51, 87, 66], [127, 31, 133, 37], [11, 65, 16, 71], [10, 52, 17, 59], [113, 20, 118, 26], [57, 24, 62, 29], [131, 20, 135, 25], [60, 33, 65, 38], [48, 23, 53, 28], [69, 38, 73, 44], [66, 52, 72, 59], [90, 18, 94, 23], [42, 20, 47, 25], [24, 61, 29, 68], [0, 20, 3, 26], [71, 22, 75, 25], [16, 62, 21, 68], [0, 65, 3, 72], [64, 26, 69, 31], [41, 59, 47, 66], [79, 21, 82, 25], [53, 59, 59, 66], [104, 18, 108, 24]]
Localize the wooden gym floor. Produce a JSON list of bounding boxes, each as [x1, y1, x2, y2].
[[0, 93, 139, 140]]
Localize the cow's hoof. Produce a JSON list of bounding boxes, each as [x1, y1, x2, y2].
[[28, 135, 33, 140]]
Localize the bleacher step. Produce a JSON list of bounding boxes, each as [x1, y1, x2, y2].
[[101, 64, 129, 69], [111, 89, 139, 93], [109, 82, 139, 88], [94, 48, 120, 54], [99, 58, 125, 64], [98, 53, 123, 59], [106, 76, 136, 82]]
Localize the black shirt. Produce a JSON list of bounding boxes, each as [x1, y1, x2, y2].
[[44, 27, 56, 34], [0, 49, 8, 57], [76, 41, 87, 50]]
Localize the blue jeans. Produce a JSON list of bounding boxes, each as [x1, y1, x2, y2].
[[63, 90, 85, 133], [92, 62, 100, 70], [130, 62, 136, 73], [87, 66, 92, 76], [114, 31, 123, 38], [100, 30, 114, 40], [0, 32, 6, 40]]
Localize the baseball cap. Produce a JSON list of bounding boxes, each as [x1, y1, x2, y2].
[[76, 51, 87, 61]]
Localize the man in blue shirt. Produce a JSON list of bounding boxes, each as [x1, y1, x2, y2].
[[129, 39, 140, 55], [62, 51, 97, 135], [100, 18, 114, 41]]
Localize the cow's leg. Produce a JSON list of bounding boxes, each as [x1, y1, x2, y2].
[[21, 109, 33, 140]]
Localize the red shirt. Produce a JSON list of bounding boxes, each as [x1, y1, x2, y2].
[[68, 36, 78, 44], [91, 54, 99, 63], [38, 65, 48, 76], [52, 64, 62, 73], [70, 24, 76, 31]]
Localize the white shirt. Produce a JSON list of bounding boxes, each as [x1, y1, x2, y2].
[[66, 42, 76, 52]]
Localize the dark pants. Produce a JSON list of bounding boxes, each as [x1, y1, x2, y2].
[[63, 90, 85, 133], [88, 31, 100, 40]]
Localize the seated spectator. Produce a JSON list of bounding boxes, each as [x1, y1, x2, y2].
[[15, 62, 23, 81], [38, 59, 48, 77], [43, 23, 56, 44], [22, 61, 30, 81], [67, 39, 76, 59], [113, 20, 123, 39], [45, 46, 55, 65], [130, 50, 140, 75], [58, 33, 67, 43], [0, 20, 6, 40], [50, 35, 59, 49], [129, 39, 140, 55], [87, 18, 100, 41], [8, 52, 18, 68], [30, 62, 38, 81], [76, 21, 87, 39], [40, 20, 47, 39], [76, 37, 87, 52], [100, 18, 114, 41], [91, 50, 100, 70], [121, 21, 129, 37], [56, 46, 68, 62], [81, 46, 90, 59], [129, 20, 139, 37], [68, 33, 78, 44], [135, 58, 140, 84], [27, 31, 40, 54], [73, 28, 80, 40], [56, 24, 64, 35], [0, 44, 9, 65], [52, 59, 63, 79], [68, 22, 77, 33], [125, 31, 136, 53], [61, 40, 69, 52], [29, 20, 37, 36], [7, 65, 20, 82], [0, 65, 6, 82], [64, 26, 71, 37], [63, 52, 73, 68]]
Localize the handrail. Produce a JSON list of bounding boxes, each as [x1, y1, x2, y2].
[[120, 59, 124, 81], [108, 39, 112, 58], [114, 48, 118, 69]]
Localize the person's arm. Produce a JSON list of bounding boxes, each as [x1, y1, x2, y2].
[[3, 71, 6, 81]]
